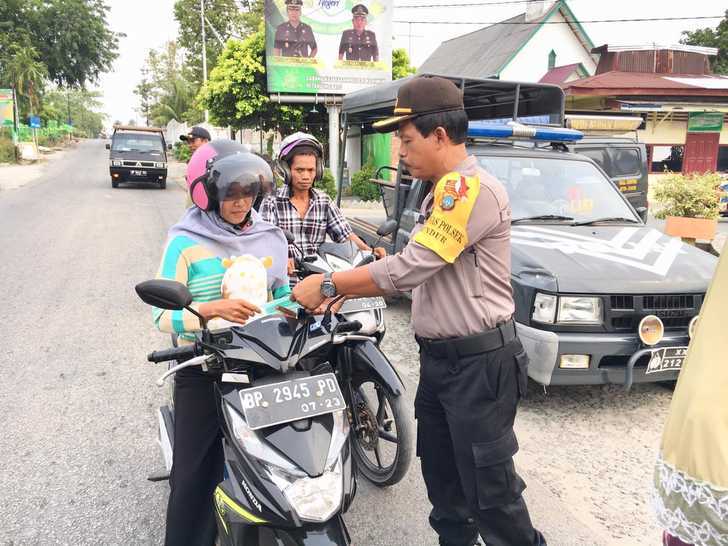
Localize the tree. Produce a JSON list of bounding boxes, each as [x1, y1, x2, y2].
[[200, 31, 311, 136], [174, 0, 246, 86], [134, 76, 154, 126], [41, 88, 107, 137], [681, 10, 728, 75], [0, 0, 120, 88], [392, 48, 416, 80], [3, 44, 47, 116]]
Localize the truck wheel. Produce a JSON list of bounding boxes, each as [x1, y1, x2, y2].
[[111, 178, 119, 188], [160, 178, 167, 190]]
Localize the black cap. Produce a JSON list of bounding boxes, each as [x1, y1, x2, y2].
[[373, 76, 465, 133], [352, 3, 368, 15], [285, 0, 303, 6], [180, 126, 212, 142]]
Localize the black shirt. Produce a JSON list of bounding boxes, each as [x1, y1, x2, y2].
[[338, 29, 378, 61], [274, 21, 317, 57]]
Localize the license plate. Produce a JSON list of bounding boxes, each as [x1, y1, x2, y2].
[[340, 296, 386, 314], [240, 372, 345, 430], [645, 346, 688, 375], [131, 169, 147, 176]]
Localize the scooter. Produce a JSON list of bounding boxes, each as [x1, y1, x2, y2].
[[287, 220, 413, 487]]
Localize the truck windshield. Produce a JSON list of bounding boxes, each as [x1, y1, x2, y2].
[[112, 133, 164, 153], [477, 155, 638, 224]]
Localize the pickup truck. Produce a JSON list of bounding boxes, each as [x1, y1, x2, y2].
[[339, 75, 716, 388], [106, 125, 171, 189]]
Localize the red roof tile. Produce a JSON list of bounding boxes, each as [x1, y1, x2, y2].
[[562, 71, 728, 96], [539, 63, 583, 84]]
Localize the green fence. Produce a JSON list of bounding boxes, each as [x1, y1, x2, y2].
[[15, 121, 73, 144]]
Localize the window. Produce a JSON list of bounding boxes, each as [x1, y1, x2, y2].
[[548, 50, 557, 70], [609, 148, 641, 177], [718, 147, 728, 172], [649, 145, 684, 173], [576, 148, 609, 173]]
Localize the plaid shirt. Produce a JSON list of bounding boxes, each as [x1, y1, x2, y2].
[[260, 185, 353, 281]]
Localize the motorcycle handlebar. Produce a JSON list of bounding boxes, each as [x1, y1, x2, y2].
[[335, 320, 362, 333], [358, 254, 376, 266], [147, 344, 199, 363]]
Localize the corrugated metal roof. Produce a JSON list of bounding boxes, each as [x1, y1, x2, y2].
[[417, 12, 544, 79], [539, 63, 582, 84], [562, 71, 728, 96]]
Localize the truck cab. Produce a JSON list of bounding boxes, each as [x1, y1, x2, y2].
[[339, 75, 716, 387], [106, 125, 170, 189]]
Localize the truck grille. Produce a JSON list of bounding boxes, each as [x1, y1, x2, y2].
[[607, 294, 703, 332], [121, 160, 156, 168]]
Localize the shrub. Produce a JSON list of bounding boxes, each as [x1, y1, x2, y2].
[[318, 168, 338, 200], [174, 141, 192, 162], [0, 133, 14, 163], [652, 172, 721, 220], [350, 164, 380, 201]]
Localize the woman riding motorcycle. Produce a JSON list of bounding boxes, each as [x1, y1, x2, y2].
[[154, 141, 289, 545]]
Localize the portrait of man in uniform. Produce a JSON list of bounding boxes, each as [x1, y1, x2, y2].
[[273, 0, 317, 58], [338, 4, 378, 62]]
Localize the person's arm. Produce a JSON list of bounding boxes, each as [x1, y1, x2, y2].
[[153, 239, 202, 334], [372, 34, 379, 62], [347, 233, 386, 259], [325, 198, 354, 243], [338, 34, 346, 60]]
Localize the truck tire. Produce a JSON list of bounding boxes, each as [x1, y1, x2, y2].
[[112, 178, 119, 188], [160, 178, 166, 189]]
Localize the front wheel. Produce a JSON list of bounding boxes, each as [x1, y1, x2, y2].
[[349, 377, 413, 487], [159, 178, 166, 189]]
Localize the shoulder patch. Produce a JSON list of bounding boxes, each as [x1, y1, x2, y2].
[[413, 172, 480, 263]]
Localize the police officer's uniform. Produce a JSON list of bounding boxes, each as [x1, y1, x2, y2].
[[338, 4, 378, 61], [274, 0, 317, 58], [367, 76, 546, 546]]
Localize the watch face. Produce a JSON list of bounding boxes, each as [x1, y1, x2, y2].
[[322, 282, 336, 298]]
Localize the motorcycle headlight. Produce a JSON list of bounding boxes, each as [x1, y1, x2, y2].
[[557, 297, 603, 324], [532, 292, 557, 324], [325, 254, 352, 273], [265, 410, 348, 522], [227, 407, 302, 475]]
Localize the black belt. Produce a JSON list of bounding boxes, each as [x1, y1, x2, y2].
[[416, 320, 516, 359]]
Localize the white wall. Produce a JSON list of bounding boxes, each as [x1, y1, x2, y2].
[[499, 11, 597, 82]]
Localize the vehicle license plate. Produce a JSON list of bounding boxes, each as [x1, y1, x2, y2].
[[341, 296, 387, 313], [240, 372, 345, 430], [645, 346, 688, 375], [131, 169, 147, 176]]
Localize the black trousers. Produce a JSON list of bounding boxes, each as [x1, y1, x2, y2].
[[415, 336, 545, 546], [165, 367, 224, 546]]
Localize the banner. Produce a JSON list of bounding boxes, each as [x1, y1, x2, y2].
[[264, 0, 392, 94], [0, 89, 14, 127]]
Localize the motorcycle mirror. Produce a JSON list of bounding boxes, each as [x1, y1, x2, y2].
[[135, 280, 209, 330], [376, 219, 397, 237]]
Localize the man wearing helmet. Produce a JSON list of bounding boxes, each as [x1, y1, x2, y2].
[[260, 132, 385, 285], [154, 141, 290, 545]]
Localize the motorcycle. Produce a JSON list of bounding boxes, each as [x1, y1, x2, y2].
[[136, 273, 405, 544], [287, 220, 413, 487]]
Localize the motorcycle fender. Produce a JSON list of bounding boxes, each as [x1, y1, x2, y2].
[[257, 515, 350, 546], [350, 341, 405, 396]]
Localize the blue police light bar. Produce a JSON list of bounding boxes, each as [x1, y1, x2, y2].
[[467, 123, 583, 142]]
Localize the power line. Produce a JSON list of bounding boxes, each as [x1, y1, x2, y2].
[[394, 15, 724, 25]]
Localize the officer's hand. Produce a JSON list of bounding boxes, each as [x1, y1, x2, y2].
[[313, 297, 346, 316], [291, 274, 326, 311], [372, 247, 386, 260]]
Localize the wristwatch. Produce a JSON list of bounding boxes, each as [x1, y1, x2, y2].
[[320, 272, 337, 298]]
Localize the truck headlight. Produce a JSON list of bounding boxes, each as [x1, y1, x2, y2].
[[111, 160, 121, 167], [532, 292, 557, 323], [557, 297, 602, 324], [639, 315, 664, 346], [155, 162, 167, 169]]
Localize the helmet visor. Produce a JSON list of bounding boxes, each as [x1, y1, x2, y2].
[[210, 154, 273, 204]]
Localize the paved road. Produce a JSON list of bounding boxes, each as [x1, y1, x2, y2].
[[1, 140, 673, 545]]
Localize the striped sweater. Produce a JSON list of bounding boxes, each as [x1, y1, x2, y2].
[[154, 235, 291, 340]]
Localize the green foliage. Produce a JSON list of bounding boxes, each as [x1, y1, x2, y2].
[[350, 164, 380, 201], [653, 172, 721, 220], [681, 10, 728, 74], [174, 0, 245, 86], [318, 168, 338, 200], [392, 48, 416, 80], [174, 141, 192, 162], [200, 31, 308, 135], [0, 0, 120, 88], [2, 44, 47, 117], [0, 129, 15, 163], [41, 88, 106, 138]]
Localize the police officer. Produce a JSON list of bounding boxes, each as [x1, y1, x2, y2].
[[291, 76, 546, 546], [338, 4, 378, 62], [273, 0, 317, 58]]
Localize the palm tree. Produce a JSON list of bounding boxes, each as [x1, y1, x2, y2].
[[3, 45, 47, 116], [152, 77, 194, 125]]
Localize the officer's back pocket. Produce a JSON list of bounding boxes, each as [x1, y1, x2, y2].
[[472, 430, 526, 510]]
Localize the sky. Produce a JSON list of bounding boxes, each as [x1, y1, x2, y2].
[[96, 0, 727, 126]]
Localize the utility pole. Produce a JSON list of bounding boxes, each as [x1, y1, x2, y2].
[[201, 0, 209, 122]]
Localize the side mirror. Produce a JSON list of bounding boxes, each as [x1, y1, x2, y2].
[[635, 206, 648, 223], [377, 218, 398, 237], [135, 279, 193, 310], [105, 143, 110, 150], [167, 144, 172, 151]]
